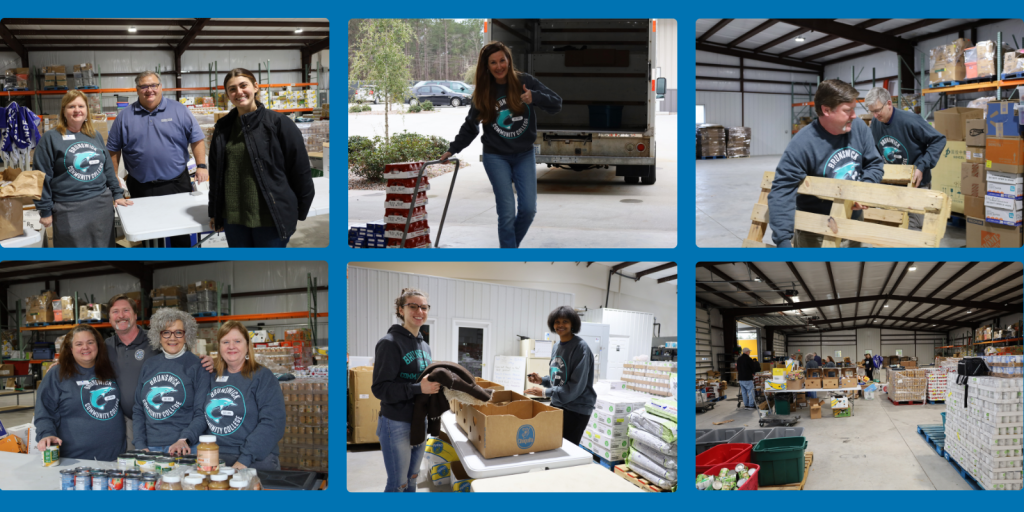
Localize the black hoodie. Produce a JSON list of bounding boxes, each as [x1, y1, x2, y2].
[[372, 325, 433, 423]]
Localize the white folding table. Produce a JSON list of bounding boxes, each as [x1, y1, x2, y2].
[[469, 464, 643, 492], [115, 177, 329, 246], [0, 451, 120, 490], [439, 411, 592, 479], [0, 228, 42, 248]]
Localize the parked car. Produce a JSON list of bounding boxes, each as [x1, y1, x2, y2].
[[353, 87, 382, 104], [408, 84, 471, 107], [414, 80, 474, 95]]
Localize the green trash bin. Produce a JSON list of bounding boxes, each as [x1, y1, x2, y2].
[[752, 437, 808, 486], [776, 400, 790, 415]]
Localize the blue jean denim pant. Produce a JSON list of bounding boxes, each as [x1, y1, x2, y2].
[[482, 150, 538, 248], [377, 415, 427, 492], [739, 380, 756, 407]]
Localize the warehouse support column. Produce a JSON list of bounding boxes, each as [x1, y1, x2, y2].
[[764, 326, 775, 361], [723, 311, 738, 356]]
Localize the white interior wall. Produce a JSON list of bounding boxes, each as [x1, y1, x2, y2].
[[6, 262, 328, 348], [785, 327, 947, 364], [347, 262, 677, 337], [695, 91, 802, 157]]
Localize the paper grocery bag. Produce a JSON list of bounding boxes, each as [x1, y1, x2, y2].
[[0, 170, 45, 200]]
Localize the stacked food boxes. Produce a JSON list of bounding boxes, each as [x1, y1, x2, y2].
[[186, 280, 218, 315], [78, 303, 108, 322], [42, 65, 68, 89], [265, 90, 318, 110], [929, 38, 970, 84], [382, 163, 432, 248], [72, 63, 96, 88], [296, 120, 329, 154], [621, 361, 676, 397], [582, 394, 646, 462], [1004, 50, 1024, 75], [3, 68, 29, 91], [151, 285, 188, 312], [348, 222, 386, 248], [696, 124, 726, 158], [51, 296, 75, 323], [25, 291, 58, 324], [727, 127, 751, 158], [943, 371, 1022, 490], [927, 366, 955, 402], [622, 397, 677, 491], [888, 368, 928, 402], [278, 378, 328, 472]]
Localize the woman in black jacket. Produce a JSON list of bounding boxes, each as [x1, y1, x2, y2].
[[208, 68, 315, 247], [863, 353, 875, 381]]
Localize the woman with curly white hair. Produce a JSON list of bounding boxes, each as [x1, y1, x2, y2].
[[131, 308, 211, 455]]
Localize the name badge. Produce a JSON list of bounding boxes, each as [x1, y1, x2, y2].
[[161, 118, 173, 123], [216, 376, 230, 382], [62, 135, 75, 141]]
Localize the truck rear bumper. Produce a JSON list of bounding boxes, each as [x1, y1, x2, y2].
[[537, 156, 656, 165]]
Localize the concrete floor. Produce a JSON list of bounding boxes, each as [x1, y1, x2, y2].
[[0, 391, 37, 429], [695, 155, 967, 248], [695, 392, 972, 490], [348, 105, 678, 248], [347, 443, 455, 493]]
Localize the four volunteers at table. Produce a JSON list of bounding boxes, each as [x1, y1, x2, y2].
[[32, 68, 314, 248]]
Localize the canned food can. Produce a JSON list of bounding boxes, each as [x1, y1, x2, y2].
[[59, 469, 75, 490], [124, 471, 141, 491], [74, 469, 92, 490], [117, 453, 135, 470], [140, 475, 157, 491], [91, 471, 108, 491], [108, 471, 125, 491], [42, 445, 60, 467]]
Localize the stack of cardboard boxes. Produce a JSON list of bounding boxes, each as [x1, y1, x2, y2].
[[278, 378, 328, 472], [889, 369, 928, 402], [185, 280, 219, 315], [964, 41, 1011, 80], [51, 296, 75, 323], [621, 361, 676, 397], [3, 68, 29, 91], [1004, 50, 1024, 75], [42, 65, 67, 89], [78, 303, 108, 322], [347, 366, 379, 444], [696, 124, 726, 158], [150, 285, 188, 312], [24, 291, 58, 324], [727, 127, 751, 158], [944, 373, 1023, 490], [929, 38, 970, 84], [983, 101, 1022, 229], [72, 63, 96, 89], [583, 394, 646, 462]]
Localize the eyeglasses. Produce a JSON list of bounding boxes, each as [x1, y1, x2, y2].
[[161, 330, 186, 339], [868, 103, 888, 115], [404, 304, 430, 312], [137, 84, 161, 91]]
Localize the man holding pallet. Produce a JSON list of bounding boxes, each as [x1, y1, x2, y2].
[[865, 87, 946, 231], [768, 79, 886, 248]]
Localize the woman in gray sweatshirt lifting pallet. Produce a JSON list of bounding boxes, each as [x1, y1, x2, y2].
[[35, 324, 126, 461], [132, 308, 211, 455], [32, 90, 133, 247]]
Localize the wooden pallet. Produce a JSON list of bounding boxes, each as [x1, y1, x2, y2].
[[761, 451, 814, 490], [744, 168, 950, 248], [613, 464, 671, 492]]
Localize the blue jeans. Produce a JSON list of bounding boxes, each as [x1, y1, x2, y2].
[[377, 415, 427, 492], [739, 380, 755, 408], [224, 224, 290, 248], [482, 150, 538, 248]]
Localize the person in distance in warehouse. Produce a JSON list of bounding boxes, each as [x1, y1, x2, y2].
[[865, 87, 946, 231], [736, 348, 760, 410], [767, 79, 885, 248], [106, 71, 207, 247]]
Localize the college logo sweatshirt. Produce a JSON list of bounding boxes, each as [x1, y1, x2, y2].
[[372, 324, 433, 424], [132, 351, 211, 449]]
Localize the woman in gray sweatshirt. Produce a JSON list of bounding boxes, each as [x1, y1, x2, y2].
[[32, 90, 133, 247], [35, 324, 126, 461], [204, 320, 285, 470], [526, 306, 597, 445], [133, 308, 211, 455]]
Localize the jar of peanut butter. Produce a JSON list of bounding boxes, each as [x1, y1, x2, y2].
[[196, 435, 220, 476], [208, 474, 230, 490], [159, 475, 182, 491]]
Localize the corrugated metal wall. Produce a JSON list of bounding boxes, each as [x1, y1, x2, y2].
[[696, 306, 713, 375], [783, 327, 947, 365], [346, 267, 574, 380], [695, 91, 794, 156], [582, 307, 655, 364], [655, 19, 678, 90], [773, 331, 786, 358]]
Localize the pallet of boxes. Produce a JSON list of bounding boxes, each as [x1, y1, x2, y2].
[[278, 376, 328, 473], [887, 368, 928, 405], [615, 396, 677, 492], [621, 361, 676, 397], [24, 291, 58, 325], [582, 393, 646, 464], [943, 356, 1023, 490], [185, 280, 220, 316], [696, 124, 726, 159], [150, 285, 188, 312], [727, 127, 751, 158], [3, 67, 29, 91]]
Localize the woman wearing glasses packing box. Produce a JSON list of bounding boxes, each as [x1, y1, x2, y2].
[[371, 288, 436, 492], [132, 308, 211, 455]]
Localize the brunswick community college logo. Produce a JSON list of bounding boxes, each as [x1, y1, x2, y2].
[[549, 356, 567, 386], [63, 142, 105, 182], [491, 96, 531, 139], [80, 380, 119, 421], [141, 372, 186, 421], [206, 386, 246, 435], [823, 147, 864, 181], [878, 135, 908, 164]]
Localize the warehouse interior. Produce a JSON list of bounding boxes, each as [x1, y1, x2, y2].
[[0, 18, 330, 248], [695, 261, 1023, 490], [346, 262, 679, 492], [694, 18, 1024, 248]]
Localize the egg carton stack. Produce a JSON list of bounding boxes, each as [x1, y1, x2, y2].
[[943, 373, 1023, 490], [582, 394, 646, 462], [625, 397, 678, 491], [383, 162, 432, 248]]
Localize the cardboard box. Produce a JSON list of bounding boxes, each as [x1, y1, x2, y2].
[[806, 369, 823, 379], [966, 216, 1023, 247], [840, 377, 859, 388], [966, 146, 986, 164], [830, 397, 850, 409], [934, 107, 984, 141], [985, 195, 1022, 226], [0, 198, 24, 241], [786, 379, 804, 390], [986, 137, 1024, 174], [966, 118, 987, 146], [454, 390, 562, 459], [834, 408, 852, 418], [986, 172, 1023, 199], [0, 364, 14, 377], [804, 378, 822, 389], [964, 195, 986, 218], [822, 378, 839, 389], [933, 140, 967, 214], [987, 101, 1021, 138], [810, 404, 822, 419], [962, 162, 986, 196], [348, 366, 380, 444]]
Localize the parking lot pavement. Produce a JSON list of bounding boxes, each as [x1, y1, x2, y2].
[[348, 105, 678, 248]]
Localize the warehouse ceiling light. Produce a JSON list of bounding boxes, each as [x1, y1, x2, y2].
[[909, 266, 917, 271], [295, 28, 304, 33], [795, 36, 805, 42], [129, 26, 137, 33]]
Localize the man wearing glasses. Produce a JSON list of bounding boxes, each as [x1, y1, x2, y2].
[[106, 71, 208, 247], [105, 294, 214, 446], [865, 87, 946, 230]]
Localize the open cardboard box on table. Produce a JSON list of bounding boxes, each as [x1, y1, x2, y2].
[[450, 377, 505, 413], [822, 369, 840, 389], [453, 390, 563, 459]]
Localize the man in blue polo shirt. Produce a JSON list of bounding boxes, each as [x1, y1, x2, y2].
[[107, 71, 207, 247]]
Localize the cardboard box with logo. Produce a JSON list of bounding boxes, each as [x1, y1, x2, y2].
[[934, 107, 984, 141], [966, 118, 987, 147], [453, 390, 563, 459], [987, 101, 1021, 138], [933, 140, 967, 214], [966, 216, 1023, 247], [348, 366, 380, 444], [986, 137, 1024, 174], [966, 146, 985, 164], [0, 364, 15, 377], [985, 194, 1022, 226]]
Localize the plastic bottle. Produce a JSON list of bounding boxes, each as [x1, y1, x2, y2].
[[197, 435, 220, 475], [159, 475, 183, 491], [208, 474, 230, 490]]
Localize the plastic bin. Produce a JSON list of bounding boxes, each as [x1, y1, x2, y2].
[[695, 443, 753, 473], [752, 437, 808, 486], [701, 463, 761, 490], [776, 400, 791, 415], [766, 427, 804, 439], [588, 105, 623, 129], [696, 427, 746, 455], [941, 412, 946, 427], [727, 428, 774, 445]]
